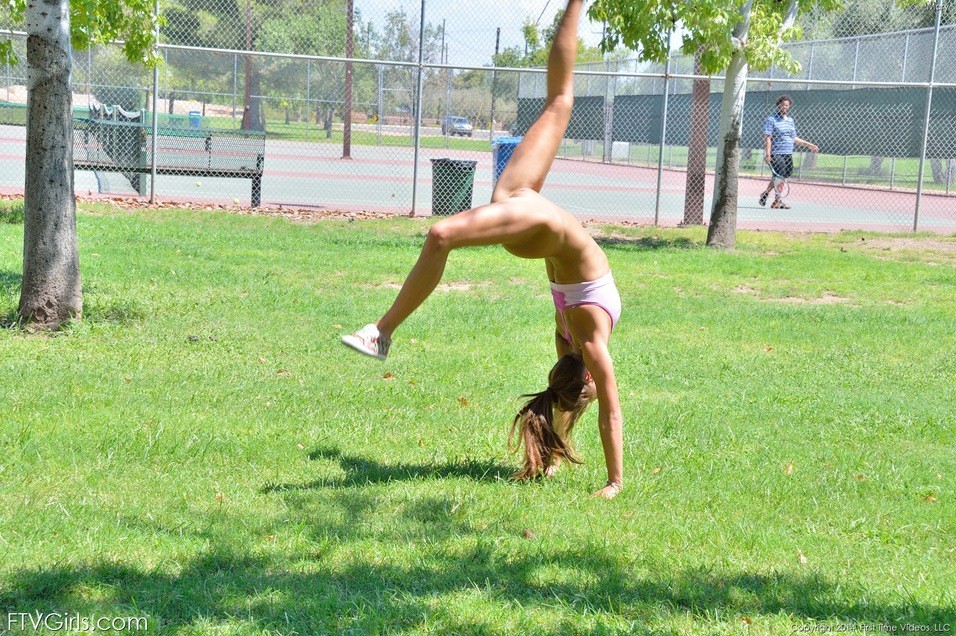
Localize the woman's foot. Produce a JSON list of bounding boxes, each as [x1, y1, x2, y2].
[[770, 199, 791, 209], [341, 324, 391, 360], [759, 190, 769, 206]]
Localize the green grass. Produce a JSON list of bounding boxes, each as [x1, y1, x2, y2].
[[0, 199, 24, 224], [0, 206, 953, 635]]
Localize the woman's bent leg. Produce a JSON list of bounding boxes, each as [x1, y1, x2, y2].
[[376, 196, 548, 339]]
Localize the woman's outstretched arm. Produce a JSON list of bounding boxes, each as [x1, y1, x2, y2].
[[566, 305, 623, 499]]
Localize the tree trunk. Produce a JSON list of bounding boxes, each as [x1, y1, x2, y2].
[[706, 1, 753, 249], [683, 49, 710, 226], [19, 0, 82, 328], [242, 63, 265, 132], [930, 157, 945, 183]]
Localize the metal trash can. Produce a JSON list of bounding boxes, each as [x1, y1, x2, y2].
[[491, 136, 523, 184], [188, 110, 202, 128], [430, 158, 477, 216]]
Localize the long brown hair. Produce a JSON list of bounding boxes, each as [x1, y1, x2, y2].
[[509, 353, 594, 480]]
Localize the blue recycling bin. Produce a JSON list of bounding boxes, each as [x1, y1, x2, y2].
[[188, 110, 202, 128], [492, 136, 523, 184]]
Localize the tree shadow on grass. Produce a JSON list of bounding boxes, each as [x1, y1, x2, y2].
[[0, 270, 22, 327], [0, 269, 21, 293], [0, 271, 144, 327], [593, 234, 701, 252], [3, 492, 951, 635], [262, 446, 514, 493]]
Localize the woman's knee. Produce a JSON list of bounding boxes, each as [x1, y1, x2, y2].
[[425, 221, 456, 253]]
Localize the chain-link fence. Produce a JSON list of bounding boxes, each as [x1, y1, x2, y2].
[[0, 1, 954, 232]]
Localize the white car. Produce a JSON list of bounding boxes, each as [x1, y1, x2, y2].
[[441, 116, 474, 137]]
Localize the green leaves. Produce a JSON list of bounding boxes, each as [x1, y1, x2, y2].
[[587, 0, 849, 74], [0, 0, 162, 67]]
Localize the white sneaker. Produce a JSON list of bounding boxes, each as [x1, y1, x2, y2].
[[341, 324, 390, 360]]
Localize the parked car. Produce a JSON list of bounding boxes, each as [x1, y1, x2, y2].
[[441, 116, 473, 137]]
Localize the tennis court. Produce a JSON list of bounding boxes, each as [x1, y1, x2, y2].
[[1, 124, 953, 232]]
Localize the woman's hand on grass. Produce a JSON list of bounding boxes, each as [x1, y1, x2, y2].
[[592, 481, 621, 499]]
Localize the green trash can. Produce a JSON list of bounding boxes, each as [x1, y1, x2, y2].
[[430, 158, 477, 215]]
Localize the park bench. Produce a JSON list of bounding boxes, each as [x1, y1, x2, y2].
[[73, 104, 265, 206]]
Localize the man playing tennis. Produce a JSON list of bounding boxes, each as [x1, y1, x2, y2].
[[341, 0, 625, 499], [759, 94, 819, 210]]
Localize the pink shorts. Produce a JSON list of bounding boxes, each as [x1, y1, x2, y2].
[[550, 271, 622, 343]]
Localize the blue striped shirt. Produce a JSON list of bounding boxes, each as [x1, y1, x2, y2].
[[764, 113, 797, 155]]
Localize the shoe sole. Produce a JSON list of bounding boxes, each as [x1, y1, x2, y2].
[[341, 335, 387, 360]]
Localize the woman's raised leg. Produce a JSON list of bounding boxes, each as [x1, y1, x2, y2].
[[376, 197, 548, 338], [491, 0, 583, 201]]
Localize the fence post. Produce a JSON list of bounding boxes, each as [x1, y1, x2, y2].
[[377, 65, 384, 145], [149, 0, 160, 203], [654, 29, 673, 226], [806, 43, 814, 87], [902, 33, 910, 82], [914, 0, 943, 232], [409, 0, 426, 216], [232, 55, 238, 120]]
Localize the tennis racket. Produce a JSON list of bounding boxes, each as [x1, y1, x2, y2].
[[769, 164, 790, 200]]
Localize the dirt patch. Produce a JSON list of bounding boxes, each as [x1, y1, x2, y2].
[[381, 282, 476, 292], [771, 292, 850, 305], [861, 237, 956, 253], [731, 284, 850, 304], [847, 236, 956, 265]]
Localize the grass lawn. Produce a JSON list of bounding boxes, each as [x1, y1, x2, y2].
[[0, 202, 953, 635]]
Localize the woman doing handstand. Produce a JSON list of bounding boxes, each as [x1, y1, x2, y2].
[[342, 0, 623, 499]]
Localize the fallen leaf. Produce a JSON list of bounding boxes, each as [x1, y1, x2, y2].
[[458, 396, 469, 406], [215, 493, 225, 503], [296, 443, 305, 450], [651, 466, 661, 474], [522, 529, 535, 539], [785, 462, 794, 475], [332, 324, 342, 329], [855, 473, 866, 481], [408, 380, 417, 386], [258, 357, 266, 364], [741, 616, 752, 626], [764, 346, 773, 352], [797, 550, 808, 565], [277, 369, 290, 377], [383, 372, 396, 380], [409, 338, 419, 344], [924, 494, 938, 503]]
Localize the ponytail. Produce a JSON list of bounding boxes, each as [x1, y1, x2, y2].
[[509, 388, 586, 480]]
